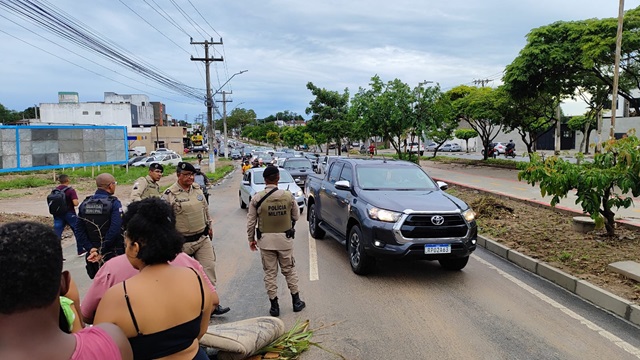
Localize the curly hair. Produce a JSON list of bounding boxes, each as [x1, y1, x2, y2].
[[0, 222, 62, 314], [122, 197, 184, 264]]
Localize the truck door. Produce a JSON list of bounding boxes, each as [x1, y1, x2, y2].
[[319, 162, 344, 231], [332, 163, 354, 232]]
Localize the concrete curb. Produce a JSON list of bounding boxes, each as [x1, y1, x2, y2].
[[477, 234, 640, 327]]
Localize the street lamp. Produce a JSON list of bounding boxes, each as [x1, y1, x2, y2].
[[207, 70, 248, 167]]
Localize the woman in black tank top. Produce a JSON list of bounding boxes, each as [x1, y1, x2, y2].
[[94, 198, 214, 360]]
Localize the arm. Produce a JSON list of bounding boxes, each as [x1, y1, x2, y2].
[[201, 191, 214, 238], [95, 323, 134, 360], [247, 197, 259, 251], [290, 193, 300, 222], [64, 276, 85, 329], [129, 178, 147, 202], [103, 199, 124, 249], [81, 267, 115, 324]]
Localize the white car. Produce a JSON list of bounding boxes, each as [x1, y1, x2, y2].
[[401, 142, 425, 155], [239, 167, 305, 214], [441, 143, 462, 152], [425, 142, 439, 151], [155, 153, 182, 167], [131, 155, 161, 167], [150, 147, 176, 156]]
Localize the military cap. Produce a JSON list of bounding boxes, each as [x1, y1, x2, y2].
[[149, 163, 164, 172], [263, 164, 279, 178], [178, 161, 196, 173]]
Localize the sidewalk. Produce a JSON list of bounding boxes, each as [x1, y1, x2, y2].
[[419, 160, 640, 229]]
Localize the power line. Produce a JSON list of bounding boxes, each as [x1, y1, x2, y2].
[[168, 0, 208, 39], [186, 0, 222, 39], [144, 0, 190, 37]]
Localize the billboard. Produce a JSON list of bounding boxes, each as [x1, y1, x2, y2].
[[0, 125, 128, 173]]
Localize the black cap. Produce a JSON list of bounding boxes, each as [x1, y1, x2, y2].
[[263, 164, 279, 178], [178, 162, 196, 173], [149, 163, 164, 172]]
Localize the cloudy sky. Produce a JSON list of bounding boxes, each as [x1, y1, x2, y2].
[[1, 0, 638, 122]]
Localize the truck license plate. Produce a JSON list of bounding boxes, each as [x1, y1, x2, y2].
[[424, 244, 451, 254]]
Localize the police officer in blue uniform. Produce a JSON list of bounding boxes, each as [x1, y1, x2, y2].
[[75, 173, 124, 279]]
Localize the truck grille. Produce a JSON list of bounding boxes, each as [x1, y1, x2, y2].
[[400, 214, 468, 238]]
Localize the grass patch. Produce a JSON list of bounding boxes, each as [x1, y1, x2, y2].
[[207, 165, 234, 181], [0, 177, 55, 190]]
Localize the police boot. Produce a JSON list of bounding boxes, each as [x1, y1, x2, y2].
[[269, 297, 280, 317], [291, 292, 306, 312]]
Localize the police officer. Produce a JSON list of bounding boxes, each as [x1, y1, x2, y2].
[[162, 161, 230, 316], [74, 173, 124, 279], [247, 164, 305, 317], [129, 163, 163, 202], [193, 164, 211, 204]]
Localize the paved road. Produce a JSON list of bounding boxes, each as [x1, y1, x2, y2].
[[61, 165, 640, 359]]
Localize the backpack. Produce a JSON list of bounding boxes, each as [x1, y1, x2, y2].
[[47, 186, 70, 216]]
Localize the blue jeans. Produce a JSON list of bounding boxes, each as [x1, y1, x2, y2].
[[53, 212, 82, 254]]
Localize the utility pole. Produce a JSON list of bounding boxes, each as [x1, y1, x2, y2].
[[610, 0, 625, 140], [473, 79, 491, 87], [190, 37, 223, 170], [217, 91, 233, 159]]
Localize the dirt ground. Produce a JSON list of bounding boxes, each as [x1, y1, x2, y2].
[[449, 185, 640, 304], [1, 166, 639, 304]]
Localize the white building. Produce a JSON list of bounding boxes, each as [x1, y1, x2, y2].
[[38, 92, 155, 130]]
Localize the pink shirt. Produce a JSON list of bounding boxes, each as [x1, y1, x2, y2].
[[81, 253, 216, 321], [71, 326, 121, 359]]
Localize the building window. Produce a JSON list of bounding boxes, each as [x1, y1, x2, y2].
[[141, 102, 146, 106], [95, 111, 101, 115], [82, 111, 89, 115]]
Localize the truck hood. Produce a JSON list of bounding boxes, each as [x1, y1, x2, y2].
[[358, 189, 469, 213]]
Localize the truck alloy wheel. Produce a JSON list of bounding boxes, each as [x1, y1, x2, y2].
[[348, 226, 374, 275]]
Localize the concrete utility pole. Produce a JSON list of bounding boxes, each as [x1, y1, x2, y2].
[[217, 91, 232, 159], [555, 104, 562, 155], [610, 0, 625, 140], [190, 37, 223, 170]]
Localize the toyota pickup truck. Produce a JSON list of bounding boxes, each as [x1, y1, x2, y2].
[[304, 158, 477, 274]]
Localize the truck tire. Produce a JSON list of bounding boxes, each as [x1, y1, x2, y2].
[[438, 256, 469, 271], [308, 203, 325, 239], [348, 225, 375, 275]]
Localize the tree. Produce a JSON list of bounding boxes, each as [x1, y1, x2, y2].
[[454, 129, 478, 153], [518, 133, 640, 236], [266, 131, 281, 149], [305, 82, 350, 155], [281, 126, 305, 149], [350, 76, 416, 159], [226, 108, 257, 133], [567, 114, 597, 154], [447, 86, 503, 160], [0, 103, 22, 124]]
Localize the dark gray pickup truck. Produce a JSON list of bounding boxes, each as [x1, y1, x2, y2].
[[304, 158, 477, 274]]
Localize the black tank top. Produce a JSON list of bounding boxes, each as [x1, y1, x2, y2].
[[123, 267, 204, 359]]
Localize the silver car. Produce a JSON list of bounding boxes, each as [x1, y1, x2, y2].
[[239, 167, 305, 214]]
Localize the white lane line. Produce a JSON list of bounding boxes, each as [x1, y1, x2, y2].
[[473, 255, 640, 358], [308, 233, 319, 281]]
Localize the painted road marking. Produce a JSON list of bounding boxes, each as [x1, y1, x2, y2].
[[308, 233, 319, 281], [473, 255, 640, 358]]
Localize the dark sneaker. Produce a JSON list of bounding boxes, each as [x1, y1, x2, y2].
[[211, 304, 230, 316]]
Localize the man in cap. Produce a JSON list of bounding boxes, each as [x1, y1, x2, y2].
[[193, 164, 211, 204], [247, 164, 305, 317], [129, 163, 163, 203], [161, 161, 230, 316]]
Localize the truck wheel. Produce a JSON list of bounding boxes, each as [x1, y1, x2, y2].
[[438, 256, 469, 271], [239, 192, 247, 209], [308, 203, 325, 239], [348, 226, 375, 275]]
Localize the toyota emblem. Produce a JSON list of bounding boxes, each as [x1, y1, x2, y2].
[[431, 215, 445, 226]]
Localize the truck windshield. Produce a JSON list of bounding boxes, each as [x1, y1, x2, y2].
[[356, 167, 438, 190]]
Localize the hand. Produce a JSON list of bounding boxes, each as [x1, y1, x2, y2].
[[87, 248, 102, 263], [249, 240, 258, 252]]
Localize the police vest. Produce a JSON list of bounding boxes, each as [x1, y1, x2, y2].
[[78, 196, 116, 247], [141, 176, 160, 199], [172, 186, 207, 236], [258, 190, 293, 233]]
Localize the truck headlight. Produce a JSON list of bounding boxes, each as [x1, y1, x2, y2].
[[462, 209, 476, 222], [296, 190, 303, 197], [368, 207, 402, 223]]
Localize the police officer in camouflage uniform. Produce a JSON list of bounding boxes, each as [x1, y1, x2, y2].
[[247, 165, 305, 317], [162, 161, 230, 316], [129, 163, 163, 202]]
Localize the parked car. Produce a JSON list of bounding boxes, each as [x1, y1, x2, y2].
[[401, 142, 425, 155], [441, 143, 462, 152], [425, 142, 439, 151], [304, 158, 477, 274], [124, 156, 146, 167], [155, 153, 182, 167], [150, 147, 176, 156], [131, 156, 161, 167], [239, 167, 305, 214]]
